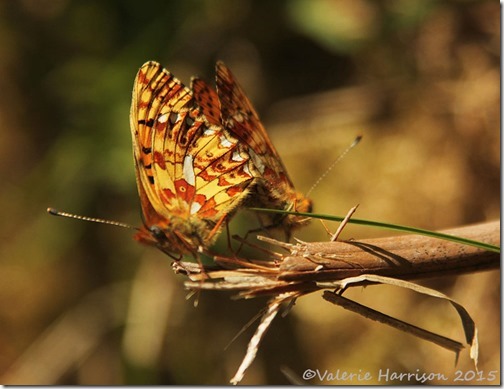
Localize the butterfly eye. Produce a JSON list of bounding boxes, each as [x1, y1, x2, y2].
[[149, 225, 166, 241]]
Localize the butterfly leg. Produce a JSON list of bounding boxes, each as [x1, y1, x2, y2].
[[223, 218, 240, 257], [231, 211, 278, 255]]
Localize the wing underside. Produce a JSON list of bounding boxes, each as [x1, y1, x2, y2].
[[130, 62, 255, 228]]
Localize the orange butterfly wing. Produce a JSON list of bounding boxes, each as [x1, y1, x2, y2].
[[131, 61, 256, 256], [192, 63, 312, 236]]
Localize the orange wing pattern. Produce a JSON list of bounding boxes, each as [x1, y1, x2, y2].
[[130, 61, 256, 256], [192, 62, 312, 237]]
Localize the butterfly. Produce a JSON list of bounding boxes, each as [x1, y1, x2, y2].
[[192, 62, 313, 239], [130, 61, 257, 257]]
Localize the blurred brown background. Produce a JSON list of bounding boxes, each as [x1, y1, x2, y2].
[[0, 0, 499, 385]]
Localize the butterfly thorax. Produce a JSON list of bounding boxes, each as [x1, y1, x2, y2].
[[250, 183, 313, 235]]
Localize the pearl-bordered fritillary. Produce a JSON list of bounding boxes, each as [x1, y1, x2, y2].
[[130, 61, 257, 257], [192, 62, 313, 238]]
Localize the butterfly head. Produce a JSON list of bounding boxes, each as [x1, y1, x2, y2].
[[293, 192, 313, 214], [283, 192, 313, 228], [133, 219, 208, 257]]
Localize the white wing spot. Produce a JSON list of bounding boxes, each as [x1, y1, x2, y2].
[[219, 134, 233, 148], [233, 112, 246, 123], [158, 113, 168, 123], [231, 150, 244, 162], [183, 155, 195, 185], [249, 149, 265, 174], [190, 202, 202, 215], [243, 164, 252, 177]]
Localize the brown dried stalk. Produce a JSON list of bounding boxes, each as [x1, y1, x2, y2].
[[185, 221, 499, 296], [183, 220, 499, 384], [276, 220, 500, 283]]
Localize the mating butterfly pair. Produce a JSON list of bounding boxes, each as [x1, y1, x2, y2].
[[131, 61, 312, 257]]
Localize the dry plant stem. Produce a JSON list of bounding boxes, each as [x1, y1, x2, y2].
[[278, 221, 499, 282], [331, 204, 359, 242], [183, 222, 496, 384], [322, 291, 464, 354], [230, 294, 295, 385]]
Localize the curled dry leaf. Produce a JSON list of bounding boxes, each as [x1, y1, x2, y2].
[[319, 275, 477, 367]]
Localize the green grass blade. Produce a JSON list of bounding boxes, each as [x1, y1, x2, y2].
[[248, 208, 500, 253]]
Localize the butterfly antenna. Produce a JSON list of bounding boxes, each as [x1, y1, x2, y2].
[[47, 208, 137, 230], [305, 135, 362, 197]]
